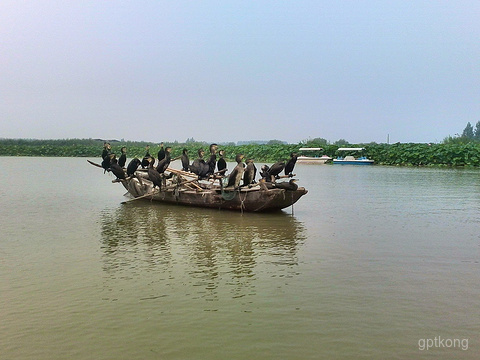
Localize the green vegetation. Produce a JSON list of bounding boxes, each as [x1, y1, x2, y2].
[[1, 136, 480, 167], [365, 143, 480, 167], [0, 138, 299, 162]]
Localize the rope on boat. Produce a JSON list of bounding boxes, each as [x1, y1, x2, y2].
[[239, 191, 247, 214]]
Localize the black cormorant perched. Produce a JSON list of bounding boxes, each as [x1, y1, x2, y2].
[[118, 146, 127, 168], [157, 142, 165, 162], [226, 154, 245, 189], [156, 146, 172, 174], [101, 142, 111, 160], [190, 148, 209, 178], [274, 178, 298, 191], [181, 148, 190, 172], [206, 143, 218, 175], [189, 148, 203, 174], [109, 155, 126, 180], [126, 158, 141, 177], [217, 150, 227, 173], [267, 161, 285, 182], [101, 151, 113, 173], [260, 164, 270, 181], [141, 145, 152, 168], [147, 157, 163, 190], [243, 158, 257, 186], [284, 152, 298, 176]]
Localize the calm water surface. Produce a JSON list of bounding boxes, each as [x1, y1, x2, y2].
[[1, 157, 479, 359]]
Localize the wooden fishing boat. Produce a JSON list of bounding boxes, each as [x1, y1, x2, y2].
[[89, 160, 307, 212]]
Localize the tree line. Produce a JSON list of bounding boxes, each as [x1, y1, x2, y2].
[[462, 121, 480, 140], [443, 121, 480, 144], [1, 137, 480, 167], [0, 138, 297, 162]]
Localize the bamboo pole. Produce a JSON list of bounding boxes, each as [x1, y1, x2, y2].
[[166, 167, 197, 178], [163, 178, 201, 191], [121, 190, 159, 204]]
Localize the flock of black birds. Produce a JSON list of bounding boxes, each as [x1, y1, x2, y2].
[[100, 142, 300, 191]]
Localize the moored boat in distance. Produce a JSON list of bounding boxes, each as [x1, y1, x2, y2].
[[297, 148, 332, 164], [332, 148, 374, 165]]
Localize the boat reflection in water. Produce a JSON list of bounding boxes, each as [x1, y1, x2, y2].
[[100, 202, 306, 301]]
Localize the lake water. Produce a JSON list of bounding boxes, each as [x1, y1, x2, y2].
[[1, 157, 479, 359]]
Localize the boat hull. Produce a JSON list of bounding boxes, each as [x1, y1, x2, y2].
[[122, 177, 308, 212]]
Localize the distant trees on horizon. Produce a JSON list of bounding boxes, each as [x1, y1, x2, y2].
[[444, 121, 480, 144], [461, 121, 480, 140]]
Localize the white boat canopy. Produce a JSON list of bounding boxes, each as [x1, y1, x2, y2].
[[299, 147, 324, 151], [337, 147, 365, 151]]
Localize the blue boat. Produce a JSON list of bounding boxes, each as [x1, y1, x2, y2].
[[332, 148, 374, 165]]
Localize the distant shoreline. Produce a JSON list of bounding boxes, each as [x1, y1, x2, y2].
[[1, 138, 480, 167]]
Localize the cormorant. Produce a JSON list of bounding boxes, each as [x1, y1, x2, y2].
[[147, 157, 163, 190], [141, 145, 152, 168], [243, 158, 257, 186], [217, 149, 227, 173], [126, 158, 141, 177], [260, 164, 270, 181], [181, 148, 190, 172], [206, 143, 218, 175], [156, 146, 172, 174], [226, 154, 245, 189], [267, 160, 285, 182], [157, 142, 165, 162], [274, 178, 298, 191], [284, 152, 298, 176], [189, 148, 203, 174], [101, 142, 111, 160], [109, 155, 126, 180], [101, 151, 113, 173], [190, 148, 209, 178], [118, 146, 127, 168]]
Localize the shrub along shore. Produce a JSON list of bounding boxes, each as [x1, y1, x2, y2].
[[1, 138, 480, 167]]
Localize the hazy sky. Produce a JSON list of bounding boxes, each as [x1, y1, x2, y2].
[[1, 1, 478, 144]]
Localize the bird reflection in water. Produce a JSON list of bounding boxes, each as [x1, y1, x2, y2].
[[100, 202, 306, 301]]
